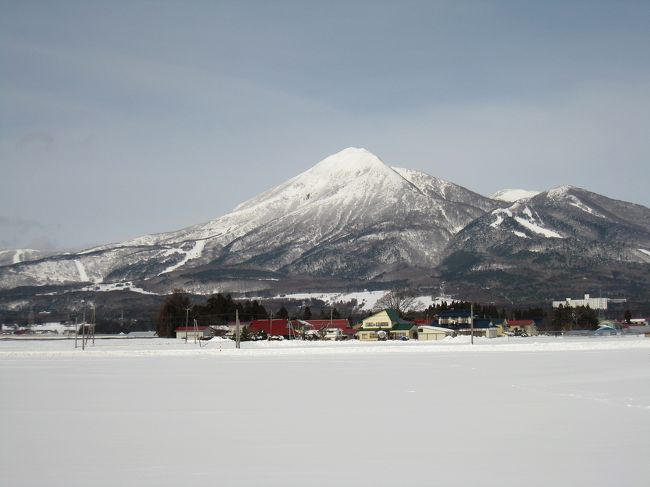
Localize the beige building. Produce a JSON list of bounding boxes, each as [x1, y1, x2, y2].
[[175, 326, 214, 340], [417, 325, 454, 341], [361, 309, 398, 330], [358, 309, 416, 340]]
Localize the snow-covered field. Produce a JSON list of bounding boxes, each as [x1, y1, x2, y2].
[[2, 336, 649, 486]]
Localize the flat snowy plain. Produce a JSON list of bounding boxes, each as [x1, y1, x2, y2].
[[2, 336, 649, 487]]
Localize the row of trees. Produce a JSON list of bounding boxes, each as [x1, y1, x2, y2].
[[156, 290, 270, 338], [376, 291, 546, 322], [156, 290, 344, 338], [552, 304, 599, 330]]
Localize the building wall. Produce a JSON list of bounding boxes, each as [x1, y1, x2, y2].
[[391, 329, 415, 339], [438, 316, 472, 325], [358, 330, 379, 341], [361, 310, 393, 329], [418, 329, 447, 341], [175, 330, 210, 340], [552, 294, 609, 310]]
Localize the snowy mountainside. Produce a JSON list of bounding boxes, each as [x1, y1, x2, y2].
[[491, 188, 540, 202], [0, 249, 43, 267], [440, 185, 650, 299], [0, 148, 499, 291]]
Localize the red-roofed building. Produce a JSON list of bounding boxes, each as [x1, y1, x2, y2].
[[298, 319, 355, 339], [248, 319, 295, 338], [247, 318, 355, 339], [506, 319, 538, 336]]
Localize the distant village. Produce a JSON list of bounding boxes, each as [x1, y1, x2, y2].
[[3, 291, 649, 341]]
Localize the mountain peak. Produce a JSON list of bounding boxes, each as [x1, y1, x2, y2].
[[311, 147, 390, 176], [491, 188, 540, 203], [546, 185, 576, 199]]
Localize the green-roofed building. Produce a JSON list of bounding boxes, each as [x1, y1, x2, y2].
[[358, 309, 416, 340]]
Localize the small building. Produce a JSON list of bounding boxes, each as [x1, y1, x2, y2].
[[299, 319, 356, 339], [126, 330, 158, 338], [175, 326, 214, 340], [452, 318, 498, 338], [417, 325, 454, 341], [127, 331, 158, 338], [506, 319, 538, 336], [391, 322, 417, 340], [552, 294, 626, 311], [248, 319, 294, 338], [437, 310, 472, 326]]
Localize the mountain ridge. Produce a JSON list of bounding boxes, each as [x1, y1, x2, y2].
[[1, 148, 649, 302]]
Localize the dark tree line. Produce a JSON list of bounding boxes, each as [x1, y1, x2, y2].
[[156, 290, 191, 338], [418, 301, 546, 322], [193, 293, 268, 323], [156, 290, 269, 338], [552, 304, 599, 330]]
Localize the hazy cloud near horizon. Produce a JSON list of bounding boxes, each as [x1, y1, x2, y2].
[[1, 1, 649, 250]]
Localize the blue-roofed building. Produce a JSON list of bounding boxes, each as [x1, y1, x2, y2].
[[436, 313, 499, 338], [437, 309, 472, 326]]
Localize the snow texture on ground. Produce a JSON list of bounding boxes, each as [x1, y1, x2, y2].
[[1, 336, 649, 487]]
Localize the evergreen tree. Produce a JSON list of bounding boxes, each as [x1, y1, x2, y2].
[[239, 326, 252, 341], [156, 289, 191, 338], [303, 306, 312, 320], [276, 306, 289, 319]]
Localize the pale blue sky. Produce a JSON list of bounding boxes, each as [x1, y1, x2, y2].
[[1, 0, 649, 249]]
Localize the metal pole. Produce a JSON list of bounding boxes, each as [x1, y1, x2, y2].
[[235, 309, 241, 349], [185, 307, 190, 343], [470, 303, 474, 345], [269, 311, 272, 340]]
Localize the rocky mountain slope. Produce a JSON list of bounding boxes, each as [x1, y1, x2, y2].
[[439, 186, 650, 300], [0, 148, 499, 292], [2, 150, 649, 302], [0, 249, 43, 267]]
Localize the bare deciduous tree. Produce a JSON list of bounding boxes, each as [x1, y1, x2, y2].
[[373, 290, 423, 314]]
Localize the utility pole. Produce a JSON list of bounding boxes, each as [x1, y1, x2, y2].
[[470, 303, 474, 345], [235, 309, 241, 349], [185, 306, 190, 343]]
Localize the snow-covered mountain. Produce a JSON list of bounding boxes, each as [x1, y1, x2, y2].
[[491, 188, 540, 203], [0, 148, 498, 291], [2, 149, 649, 301], [440, 185, 650, 300], [0, 249, 43, 267]]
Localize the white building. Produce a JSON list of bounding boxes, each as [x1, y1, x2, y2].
[[552, 294, 625, 311]]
